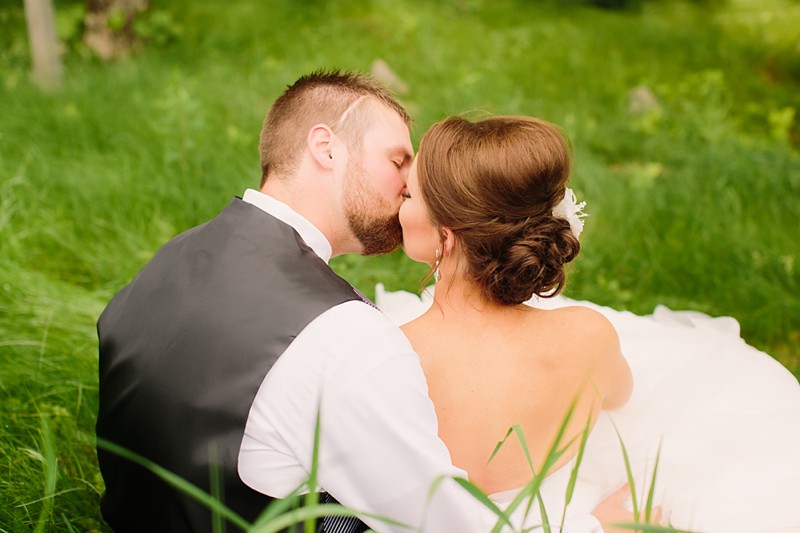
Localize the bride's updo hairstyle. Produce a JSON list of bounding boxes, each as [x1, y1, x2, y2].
[[416, 115, 580, 306]]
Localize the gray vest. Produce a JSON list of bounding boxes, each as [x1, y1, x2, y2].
[[97, 198, 361, 532]]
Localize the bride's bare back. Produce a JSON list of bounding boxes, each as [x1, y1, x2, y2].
[[402, 301, 631, 494], [396, 115, 632, 494]]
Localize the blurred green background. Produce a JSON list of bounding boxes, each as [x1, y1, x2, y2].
[[1, 0, 798, 530]]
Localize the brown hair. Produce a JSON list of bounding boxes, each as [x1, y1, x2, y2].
[[259, 69, 411, 186], [416, 115, 580, 305]]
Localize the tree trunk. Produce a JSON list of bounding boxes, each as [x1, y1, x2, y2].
[[84, 0, 149, 60], [24, 0, 62, 90]]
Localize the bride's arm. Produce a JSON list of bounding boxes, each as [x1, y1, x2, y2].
[[601, 332, 632, 410], [569, 306, 633, 410]]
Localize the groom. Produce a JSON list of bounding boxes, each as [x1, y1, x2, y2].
[[96, 70, 630, 532]]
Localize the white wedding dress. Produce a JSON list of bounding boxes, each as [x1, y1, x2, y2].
[[375, 284, 800, 533]]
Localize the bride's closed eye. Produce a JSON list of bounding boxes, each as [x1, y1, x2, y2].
[[401, 191, 412, 199]]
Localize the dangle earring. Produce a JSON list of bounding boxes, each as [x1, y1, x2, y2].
[[433, 246, 442, 282]]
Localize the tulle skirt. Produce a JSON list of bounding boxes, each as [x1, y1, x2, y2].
[[375, 285, 800, 533]]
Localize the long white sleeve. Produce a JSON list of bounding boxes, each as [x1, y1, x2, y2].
[[239, 302, 602, 532]]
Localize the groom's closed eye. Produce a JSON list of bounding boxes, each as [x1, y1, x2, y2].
[[388, 147, 413, 169]]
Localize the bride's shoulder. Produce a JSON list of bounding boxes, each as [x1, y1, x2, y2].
[[539, 305, 619, 343], [538, 306, 631, 407]]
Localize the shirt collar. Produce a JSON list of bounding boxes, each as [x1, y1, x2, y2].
[[242, 188, 333, 263]]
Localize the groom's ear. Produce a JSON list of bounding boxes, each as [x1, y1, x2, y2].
[[307, 124, 336, 170]]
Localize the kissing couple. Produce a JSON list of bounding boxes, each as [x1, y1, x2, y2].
[[96, 70, 800, 533]]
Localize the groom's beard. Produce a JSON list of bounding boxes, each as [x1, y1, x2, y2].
[[344, 160, 403, 256]]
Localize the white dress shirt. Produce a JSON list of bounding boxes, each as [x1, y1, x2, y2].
[[237, 189, 602, 532]]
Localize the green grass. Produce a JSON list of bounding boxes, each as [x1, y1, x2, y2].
[[1, 0, 798, 530], [93, 400, 673, 533]]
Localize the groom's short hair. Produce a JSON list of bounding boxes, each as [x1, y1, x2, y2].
[[259, 69, 411, 185]]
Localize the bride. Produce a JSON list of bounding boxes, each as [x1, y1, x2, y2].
[[380, 115, 800, 532]]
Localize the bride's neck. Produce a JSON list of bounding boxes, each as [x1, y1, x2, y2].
[[430, 274, 518, 320]]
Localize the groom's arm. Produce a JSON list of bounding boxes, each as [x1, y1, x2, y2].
[[240, 301, 607, 532]]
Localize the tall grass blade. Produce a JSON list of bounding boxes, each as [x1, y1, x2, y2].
[[304, 407, 323, 533], [644, 440, 662, 526], [34, 414, 57, 533], [487, 425, 552, 528], [249, 504, 411, 533], [250, 488, 304, 526], [608, 523, 692, 533], [536, 495, 551, 533], [422, 473, 448, 528], [538, 398, 579, 478], [450, 477, 517, 532], [560, 410, 594, 528], [528, 399, 579, 529], [509, 425, 536, 479], [490, 401, 580, 533], [487, 426, 515, 466], [425, 473, 447, 502], [208, 443, 225, 533], [61, 514, 79, 533], [611, 419, 640, 524], [96, 437, 250, 531], [513, 423, 557, 531], [490, 475, 551, 533]]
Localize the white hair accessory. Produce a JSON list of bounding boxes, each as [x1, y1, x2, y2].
[[552, 187, 587, 238]]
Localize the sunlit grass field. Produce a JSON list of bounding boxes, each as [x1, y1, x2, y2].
[[1, 0, 798, 530]]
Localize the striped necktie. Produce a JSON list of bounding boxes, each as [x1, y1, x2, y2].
[[321, 492, 369, 533]]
